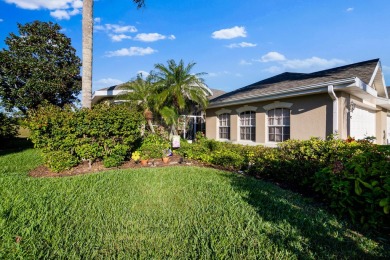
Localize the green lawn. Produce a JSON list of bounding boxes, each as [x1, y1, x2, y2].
[[0, 149, 388, 259]]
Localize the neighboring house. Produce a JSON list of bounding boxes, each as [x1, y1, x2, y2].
[[92, 84, 223, 105], [91, 84, 130, 105], [206, 59, 390, 145]]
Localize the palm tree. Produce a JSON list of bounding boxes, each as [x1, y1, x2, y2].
[[81, 0, 145, 109], [119, 74, 156, 133], [81, 0, 93, 109], [152, 59, 211, 133]]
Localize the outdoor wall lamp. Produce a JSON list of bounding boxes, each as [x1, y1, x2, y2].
[[347, 101, 356, 113]]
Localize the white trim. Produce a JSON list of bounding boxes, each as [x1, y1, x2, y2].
[[355, 78, 377, 97], [217, 113, 231, 140], [93, 89, 131, 97], [369, 62, 388, 99], [236, 105, 257, 114], [263, 101, 293, 111], [368, 62, 380, 87], [265, 107, 291, 143], [215, 108, 232, 116], [352, 99, 380, 111], [237, 110, 256, 141], [327, 85, 339, 134]]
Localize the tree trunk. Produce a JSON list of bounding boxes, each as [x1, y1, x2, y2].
[[147, 119, 155, 133], [82, 0, 93, 109], [144, 109, 155, 133]]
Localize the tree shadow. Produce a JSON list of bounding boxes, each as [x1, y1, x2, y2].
[[0, 137, 34, 156], [220, 172, 389, 259]]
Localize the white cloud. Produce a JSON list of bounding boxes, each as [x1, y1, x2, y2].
[[259, 52, 347, 73], [72, 0, 82, 9], [134, 33, 166, 42], [134, 33, 176, 42], [137, 70, 150, 77], [204, 71, 230, 77], [283, 57, 345, 69], [263, 66, 283, 74], [94, 25, 105, 31], [239, 59, 252, 65], [226, 42, 257, 48], [95, 24, 138, 41], [50, 7, 80, 20], [259, 52, 286, 62], [95, 78, 124, 87], [346, 7, 354, 12], [5, 0, 82, 20], [110, 34, 132, 42], [50, 9, 71, 20], [69, 8, 80, 15], [105, 24, 137, 33], [4, 0, 74, 10], [212, 26, 247, 39], [94, 17, 102, 23], [95, 24, 138, 43], [106, 47, 157, 57]]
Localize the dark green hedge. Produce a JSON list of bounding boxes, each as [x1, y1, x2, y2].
[[27, 104, 143, 171], [177, 136, 390, 231], [0, 112, 19, 140]]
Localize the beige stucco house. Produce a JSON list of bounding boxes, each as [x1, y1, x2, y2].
[[206, 59, 390, 145]]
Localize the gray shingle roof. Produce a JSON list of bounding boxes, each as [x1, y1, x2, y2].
[[209, 88, 226, 100], [210, 59, 379, 104]]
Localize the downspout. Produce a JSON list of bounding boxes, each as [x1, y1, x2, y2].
[[327, 85, 339, 135]]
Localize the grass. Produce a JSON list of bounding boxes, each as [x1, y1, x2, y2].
[[0, 149, 388, 259]]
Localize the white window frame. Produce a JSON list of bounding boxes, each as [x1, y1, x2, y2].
[[218, 113, 230, 140], [267, 108, 291, 142], [263, 102, 293, 143], [239, 111, 256, 141], [215, 108, 232, 140]]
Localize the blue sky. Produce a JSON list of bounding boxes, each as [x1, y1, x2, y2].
[[1, 0, 390, 93]]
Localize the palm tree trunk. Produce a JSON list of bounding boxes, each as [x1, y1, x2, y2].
[[82, 0, 93, 109]]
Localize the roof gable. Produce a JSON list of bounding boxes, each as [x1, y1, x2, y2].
[[368, 62, 388, 98]]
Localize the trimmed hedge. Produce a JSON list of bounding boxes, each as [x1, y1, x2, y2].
[[27, 104, 143, 172], [177, 136, 390, 231]]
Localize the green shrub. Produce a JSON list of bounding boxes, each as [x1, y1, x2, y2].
[[43, 150, 79, 172], [313, 141, 390, 230], [103, 155, 124, 168], [177, 139, 212, 162], [210, 150, 245, 170], [0, 112, 19, 140], [27, 103, 143, 171], [138, 133, 170, 160]]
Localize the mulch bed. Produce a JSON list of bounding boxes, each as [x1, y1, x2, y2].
[[29, 154, 208, 178]]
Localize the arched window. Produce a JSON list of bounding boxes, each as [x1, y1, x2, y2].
[[268, 108, 290, 142], [240, 111, 255, 141], [218, 113, 230, 139]]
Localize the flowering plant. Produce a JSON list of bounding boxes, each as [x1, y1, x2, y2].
[[131, 151, 141, 162]]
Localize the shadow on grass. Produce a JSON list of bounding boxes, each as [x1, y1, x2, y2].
[[0, 137, 34, 156], [222, 172, 389, 259]]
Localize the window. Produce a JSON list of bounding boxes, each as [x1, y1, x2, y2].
[[268, 108, 290, 142], [240, 111, 255, 141], [218, 113, 230, 139]]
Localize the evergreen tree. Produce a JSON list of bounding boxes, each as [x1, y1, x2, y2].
[[0, 21, 81, 113]]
